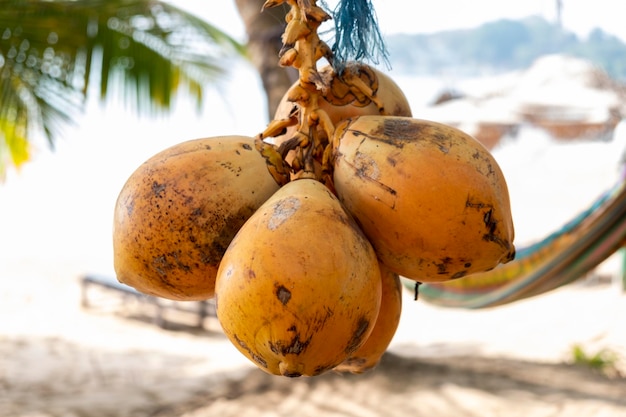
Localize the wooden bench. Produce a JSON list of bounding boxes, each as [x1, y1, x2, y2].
[[80, 274, 216, 330]]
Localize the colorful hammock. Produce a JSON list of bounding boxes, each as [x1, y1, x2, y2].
[[412, 166, 626, 309]]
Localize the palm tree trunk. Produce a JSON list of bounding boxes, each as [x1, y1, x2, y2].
[[234, 0, 297, 120]]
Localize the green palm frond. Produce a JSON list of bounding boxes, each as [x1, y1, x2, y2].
[[0, 0, 246, 178]]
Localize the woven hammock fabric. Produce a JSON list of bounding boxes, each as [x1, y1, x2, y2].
[[413, 168, 626, 309]]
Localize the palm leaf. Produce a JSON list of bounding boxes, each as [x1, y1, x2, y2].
[[0, 0, 246, 178]]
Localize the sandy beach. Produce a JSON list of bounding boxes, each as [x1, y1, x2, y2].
[[1, 255, 625, 417]]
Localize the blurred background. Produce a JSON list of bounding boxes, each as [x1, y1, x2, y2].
[[1, 1, 626, 416]]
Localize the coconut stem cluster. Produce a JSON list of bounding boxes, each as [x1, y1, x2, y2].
[[257, 0, 385, 187]]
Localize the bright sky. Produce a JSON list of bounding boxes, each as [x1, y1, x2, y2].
[[169, 0, 626, 43]]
